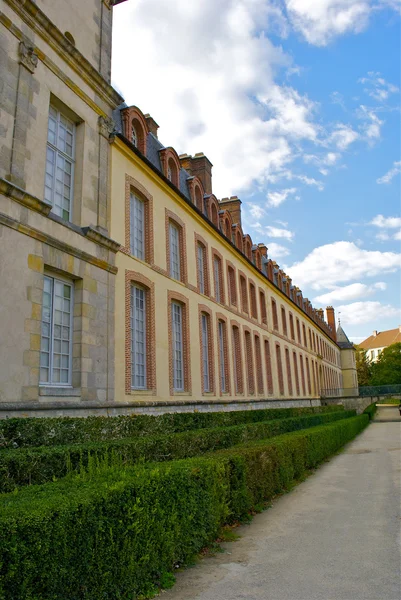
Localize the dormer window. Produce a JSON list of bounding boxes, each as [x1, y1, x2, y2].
[[167, 164, 173, 182], [131, 123, 138, 147]]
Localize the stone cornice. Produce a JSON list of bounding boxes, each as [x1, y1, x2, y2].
[[0, 177, 52, 216], [82, 226, 121, 253], [2, 0, 123, 109]]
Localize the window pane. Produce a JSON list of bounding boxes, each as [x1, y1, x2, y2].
[[172, 302, 184, 391], [214, 258, 221, 303], [169, 223, 181, 280], [130, 194, 145, 260], [218, 321, 226, 392], [201, 314, 209, 391], [198, 245, 205, 294]]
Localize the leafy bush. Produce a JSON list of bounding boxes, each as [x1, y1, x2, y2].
[[0, 405, 343, 449], [0, 410, 355, 492], [0, 415, 368, 600], [363, 402, 377, 420]]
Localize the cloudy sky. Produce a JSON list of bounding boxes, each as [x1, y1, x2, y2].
[[112, 0, 401, 343]]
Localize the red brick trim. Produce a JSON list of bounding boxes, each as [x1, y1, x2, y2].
[[232, 223, 244, 252], [125, 270, 156, 394], [259, 288, 267, 326], [252, 246, 262, 270], [264, 337, 274, 395], [243, 234, 253, 260], [239, 270, 248, 314], [227, 260, 238, 307], [211, 248, 225, 305], [121, 106, 149, 155], [293, 351, 300, 396], [208, 195, 220, 227], [198, 304, 215, 394], [281, 305, 288, 337], [194, 232, 210, 296], [271, 298, 279, 331], [168, 290, 191, 396], [165, 208, 188, 284], [243, 325, 255, 396], [159, 147, 181, 188], [275, 342, 284, 396], [254, 332, 264, 395], [124, 174, 154, 264], [216, 312, 230, 395], [231, 319, 244, 395], [249, 278, 258, 320], [219, 209, 233, 239]]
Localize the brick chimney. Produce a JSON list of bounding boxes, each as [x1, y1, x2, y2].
[[326, 306, 336, 341], [258, 243, 267, 257], [219, 196, 242, 227], [179, 152, 213, 194], [144, 114, 159, 138], [317, 308, 324, 321]]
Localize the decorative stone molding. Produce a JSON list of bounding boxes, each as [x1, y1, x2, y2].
[[18, 40, 38, 73], [82, 226, 121, 253], [98, 115, 115, 138], [0, 177, 51, 215]]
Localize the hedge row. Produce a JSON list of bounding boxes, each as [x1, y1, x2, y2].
[[0, 410, 356, 492], [0, 415, 369, 600], [363, 402, 377, 420], [0, 405, 343, 449]]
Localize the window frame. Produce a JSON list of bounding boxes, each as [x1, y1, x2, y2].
[[130, 285, 147, 390], [217, 318, 229, 394], [169, 221, 181, 281], [45, 104, 76, 222], [130, 192, 145, 260], [40, 272, 74, 387], [199, 308, 214, 394], [171, 301, 185, 392]]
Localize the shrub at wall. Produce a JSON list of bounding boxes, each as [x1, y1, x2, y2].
[[0, 410, 356, 492], [0, 405, 343, 449], [363, 402, 377, 420], [0, 415, 368, 600]]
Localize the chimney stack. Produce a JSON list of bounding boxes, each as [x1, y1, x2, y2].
[[144, 114, 159, 138], [219, 196, 242, 227], [179, 152, 213, 194], [373, 330, 378, 337], [317, 308, 324, 321], [326, 306, 336, 341], [258, 243, 268, 257]]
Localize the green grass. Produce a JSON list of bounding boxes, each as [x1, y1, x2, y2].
[[375, 397, 400, 405]]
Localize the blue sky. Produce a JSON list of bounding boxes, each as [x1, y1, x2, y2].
[[112, 0, 401, 343]]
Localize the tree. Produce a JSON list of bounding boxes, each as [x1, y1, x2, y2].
[[355, 346, 372, 386], [370, 342, 401, 386]]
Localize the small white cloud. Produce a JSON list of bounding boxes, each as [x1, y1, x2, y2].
[[376, 231, 390, 241], [266, 226, 294, 240], [394, 230, 401, 241], [336, 301, 401, 326], [267, 187, 297, 207], [286, 241, 401, 290], [359, 71, 399, 102], [266, 242, 291, 259], [377, 161, 401, 184], [313, 282, 387, 304], [370, 214, 401, 228], [358, 105, 383, 142], [247, 203, 266, 220], [330, 124, 359, 150]]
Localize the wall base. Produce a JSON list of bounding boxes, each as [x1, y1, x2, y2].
[[0, 397, 322, 419]]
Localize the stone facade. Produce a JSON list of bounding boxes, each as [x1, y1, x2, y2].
[[0, 0, 123, 405]]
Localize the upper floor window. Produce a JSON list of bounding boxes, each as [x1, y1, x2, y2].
[[218, 320, 227, 393], [272, 298, 279, 331], [171, 302, 184, 391], [240, 275, 248, 313], [213, 256, 222, 303], [281, 306, 288, 336], [289, 313, 295, 341], [130, 193, 145, 259], [45, 105, 75, 221], [260, 290, 267, 325], [131, 123, 138, 147], [197, 244, 205, 294], [296, 318, 301, 344], [249, 283, 257, 319], [40, 274, 73, 386], [201, 313, 212, 392], [228, 265, 237, 306], [169, 222, 181, 280]]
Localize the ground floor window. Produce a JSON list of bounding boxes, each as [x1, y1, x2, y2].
[[40, 275, 73, 385]]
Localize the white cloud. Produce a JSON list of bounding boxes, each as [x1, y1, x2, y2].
[[284, 1, 400, 46], [267, 187, 297, 207], [394, 230, 401, 241], [336, 301, 400, 326], [358, 105, 383, 142], [359, 71, 399, 102], [329, 124, 359, 150], [247, 203, 266, 220], [265, 225, 294, 239], [313, 281, 387, 304], [377, 161, 401, 184], [286, 241, 401, 290], [266, 242, 291, 259], [112, 0, 324, 198], [370, 214, 401, 228]]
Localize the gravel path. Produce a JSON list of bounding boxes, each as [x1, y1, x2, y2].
[[163, 410, 401, 600]]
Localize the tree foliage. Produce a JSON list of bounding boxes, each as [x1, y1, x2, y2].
[[355, 346, 372, 386], [370, 342, 401, 386]]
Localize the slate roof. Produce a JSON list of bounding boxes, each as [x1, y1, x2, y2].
[[359, 328, 401, 350], [336, 324, 354, 349]]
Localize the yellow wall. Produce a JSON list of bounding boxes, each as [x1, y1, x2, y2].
[[111, 137, 343, 403]]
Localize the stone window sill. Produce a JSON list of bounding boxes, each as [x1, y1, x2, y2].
[[39, 387, 81, 397]]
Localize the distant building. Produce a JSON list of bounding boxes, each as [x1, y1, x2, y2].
[[359, 327, 401, 362], [337, 324, 358, 393]]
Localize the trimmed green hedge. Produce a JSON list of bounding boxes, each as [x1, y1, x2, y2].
[[0, 415, 368, 600], [363, 402, 377, 420], [0, 410, 355, 492], [0, 405, 343, 449]]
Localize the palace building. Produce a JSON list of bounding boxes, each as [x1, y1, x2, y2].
[[0, 0, 357, 416], [109, 104, 348, 407]]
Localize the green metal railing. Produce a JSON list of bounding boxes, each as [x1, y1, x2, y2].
[[321, 384, 401, 399]]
